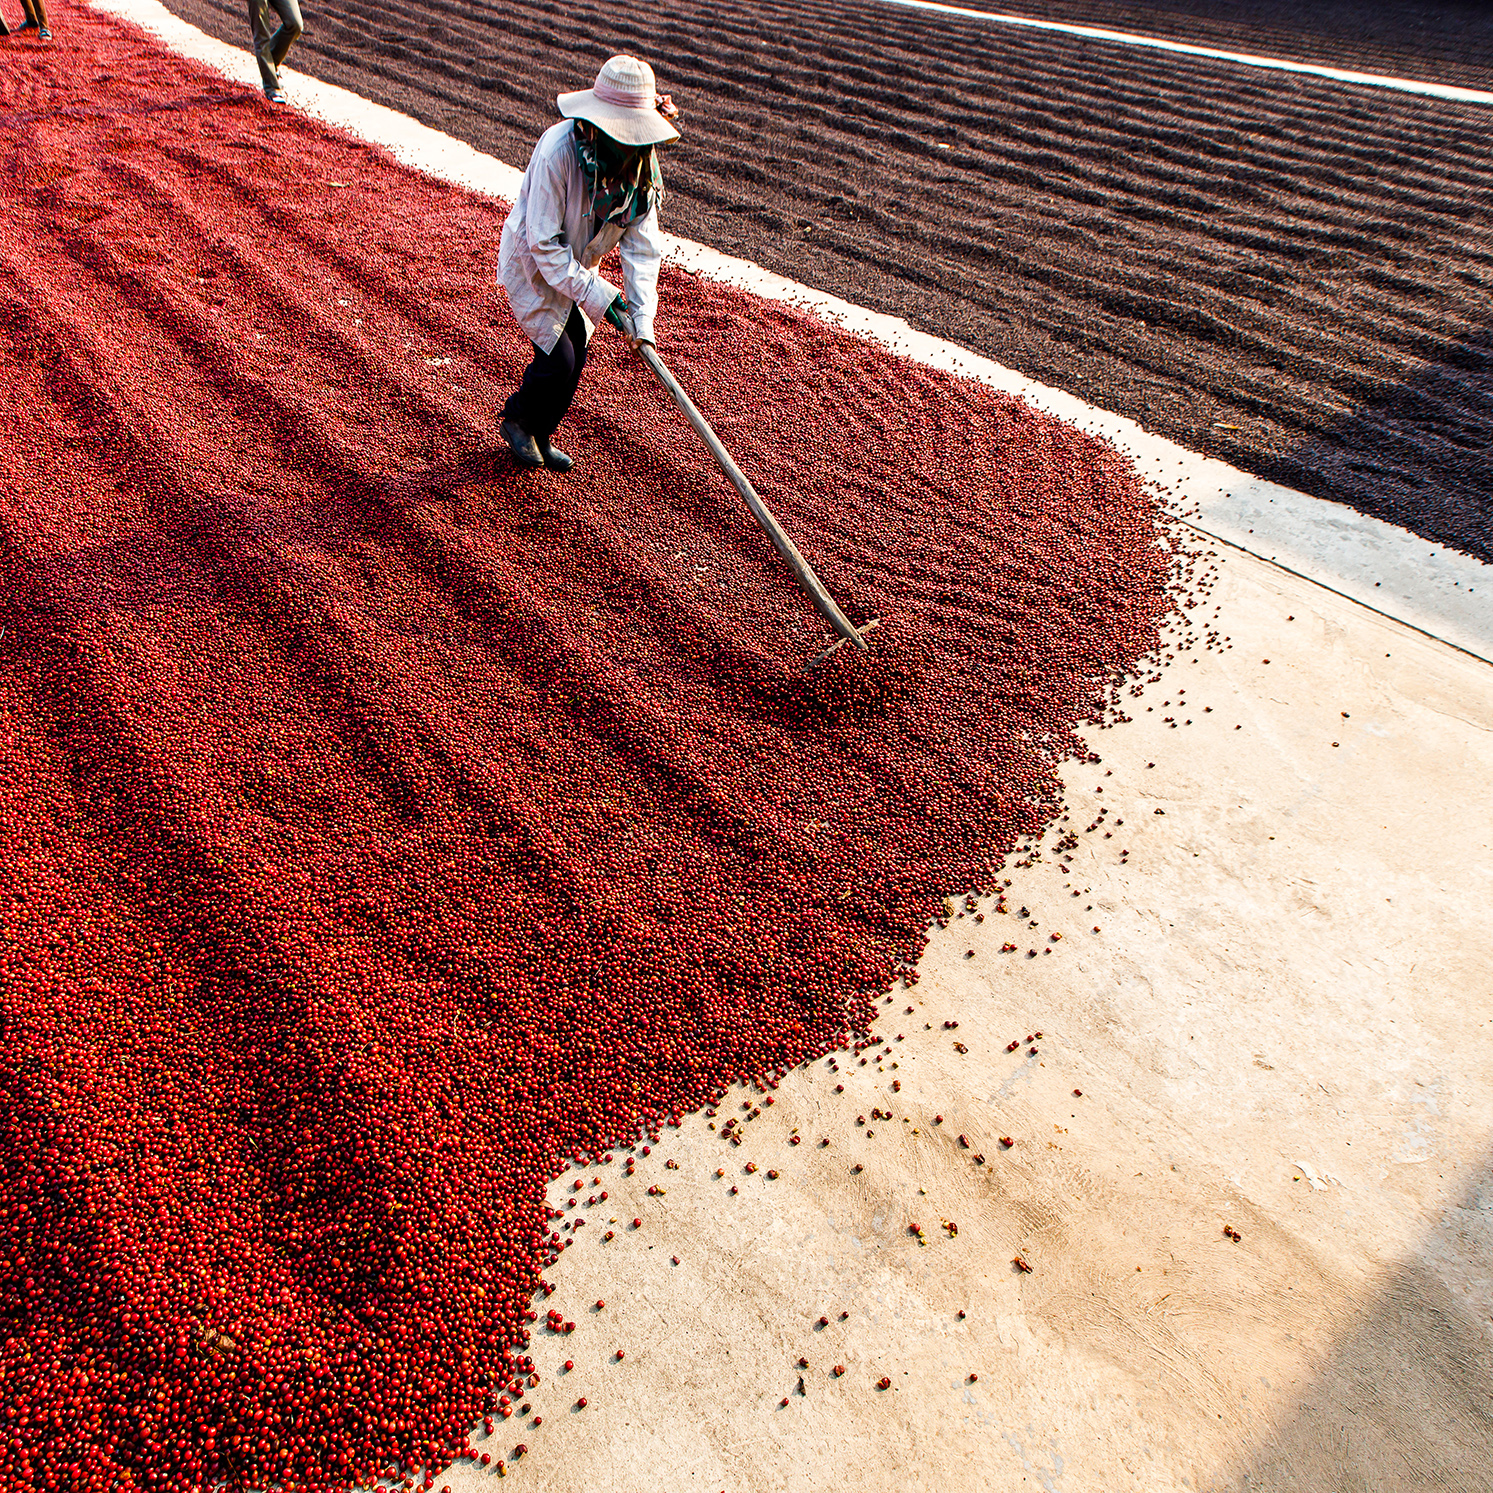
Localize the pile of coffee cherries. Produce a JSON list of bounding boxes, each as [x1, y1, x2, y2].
[[0, 15, 1179, 1490]]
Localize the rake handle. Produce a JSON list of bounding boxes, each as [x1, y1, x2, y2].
[[612, 304, 869, 652]]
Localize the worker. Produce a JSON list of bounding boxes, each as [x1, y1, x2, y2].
[[497, 55, 679, 473], [249, 0, 303, 103], [7, 0, 53, 39]]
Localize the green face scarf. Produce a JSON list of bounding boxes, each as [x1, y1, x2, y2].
[[572, 119, 665, 228]]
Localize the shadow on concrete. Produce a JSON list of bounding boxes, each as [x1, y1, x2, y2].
[[1274, 327, 1493, 567], [1223, 1156, 1493, 1492]]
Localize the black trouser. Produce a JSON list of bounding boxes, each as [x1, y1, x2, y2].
[[503, 303, 590, 445]]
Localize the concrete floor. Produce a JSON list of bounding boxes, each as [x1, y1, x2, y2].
[[454, 544, 1492, 1493]]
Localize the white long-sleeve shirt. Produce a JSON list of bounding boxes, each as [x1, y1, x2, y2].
[[498, 120, 663, 353]]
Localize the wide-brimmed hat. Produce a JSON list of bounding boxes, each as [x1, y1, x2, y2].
[[558, 56, 681, 148]]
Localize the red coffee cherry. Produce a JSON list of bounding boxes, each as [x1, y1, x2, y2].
[[0, 87, 1177, 1492]]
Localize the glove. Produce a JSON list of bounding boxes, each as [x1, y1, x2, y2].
[[604, 295, 633, 335], [605, 295, 650, 351]]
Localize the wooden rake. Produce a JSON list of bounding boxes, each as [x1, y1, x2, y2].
[[610, 304, 875, 658]]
